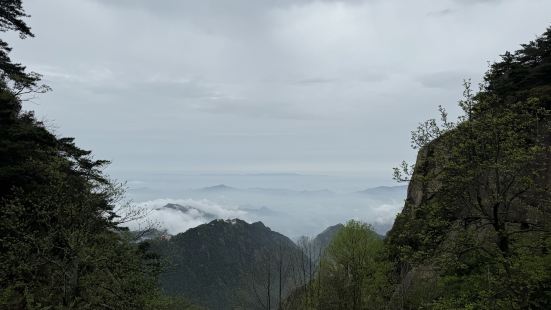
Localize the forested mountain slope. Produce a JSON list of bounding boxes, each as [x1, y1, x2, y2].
[[387, 27, 551, 309], [151, 219, 306, 310]]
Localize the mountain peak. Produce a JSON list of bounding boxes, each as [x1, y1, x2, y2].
[[156, 203, 217, 222], [199, 184, 235, 191], [152, 218, 301, 309], [209, 218, 247, 226], [160, 203, 192, 211]]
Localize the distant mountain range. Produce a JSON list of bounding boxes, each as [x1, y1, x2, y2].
[[135, 184, 407, 239], [353, 185, 408, 207], [356, 185, 408, 196], [194, 183, 406, 198], [196, 184, 236, 192]]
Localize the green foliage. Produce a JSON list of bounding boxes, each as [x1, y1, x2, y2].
[[0, 1, 197, 308], [0, 86, 174, 309], [0, 82, 170, 309], [388, 27, 551, 309], [292, 221, 392, 310], [0, 0, 48, 95]]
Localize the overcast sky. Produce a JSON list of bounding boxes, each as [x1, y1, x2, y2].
[[11, 0, 551, 186]]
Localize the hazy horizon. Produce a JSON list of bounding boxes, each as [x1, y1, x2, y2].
[[125, 181, 408, 239]]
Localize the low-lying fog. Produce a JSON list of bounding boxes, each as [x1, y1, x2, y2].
[[121, 173, 407, 239]]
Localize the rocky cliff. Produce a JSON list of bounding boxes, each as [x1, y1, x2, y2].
[[385, 28, 551, 309]]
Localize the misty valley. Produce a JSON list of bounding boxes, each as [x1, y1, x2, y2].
[[126, 182, 407, 238]]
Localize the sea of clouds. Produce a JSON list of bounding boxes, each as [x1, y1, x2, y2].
[[123, 185, 406, 239], [126, 198, 250, 234]]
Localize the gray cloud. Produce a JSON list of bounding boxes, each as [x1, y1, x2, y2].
[[90, 80, 219, 100], [13, 0, 551, 184], [454, 0, 503, 4], [427, 8, 455, 16], [296, 77, 341, 85], [419, 71, 473, 90], [193, 98, 317, 119]]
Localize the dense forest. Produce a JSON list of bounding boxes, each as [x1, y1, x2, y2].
[[1, 0, 551, 309], [0, 1, 195, 309]]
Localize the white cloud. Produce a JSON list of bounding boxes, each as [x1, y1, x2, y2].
[[126, 198, 249, 234], [121, 184, 407, 238]]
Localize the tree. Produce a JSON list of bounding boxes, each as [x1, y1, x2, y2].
[[312, 221, 391, 310], [0, 1, 182, 308], [286, 236, 319, 308], [0, 0, 48, 96], [248, 240, 296, 310]]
